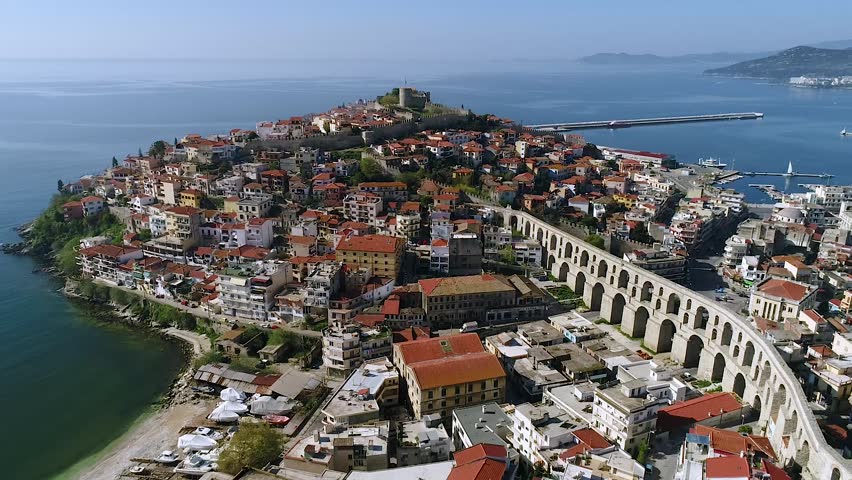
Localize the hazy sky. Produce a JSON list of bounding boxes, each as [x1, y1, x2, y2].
[[2, 1, 851, 59]]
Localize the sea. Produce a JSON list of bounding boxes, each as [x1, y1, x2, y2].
[[0, 58, 851, 479]]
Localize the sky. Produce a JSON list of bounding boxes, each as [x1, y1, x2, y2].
[[1, 0, 851, 60]]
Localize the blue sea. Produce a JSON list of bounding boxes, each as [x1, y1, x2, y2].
[[0, 59, 851, 479]]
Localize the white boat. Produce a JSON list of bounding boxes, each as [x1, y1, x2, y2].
[[178, 434, 218, 451], [193, 426, 226, 440], [842, 127, 849, 136], [155, 450, 180, 464], [173, 454, 218, 476], [217, 401, 248, 416], [219, 387, 246, 402], [698, 157, 728, 168], [208, 404, 240, 423]]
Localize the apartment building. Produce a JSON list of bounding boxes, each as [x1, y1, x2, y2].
[[217, 260, 291, 321], [322, 322, 392, 378], [80, 196, 106, 217], [78, 244, 144, 283], [335, 234, 405, 280], [511, 402, 578, 466], [344, 192, 383, 226], [592, 382, 669, 453], [397, 417, 453, 467], [357, 181, 408, 201], [304, 261, 344, 311], [392, 333, 506, 420], [321, 357, 398, 427], [164, 206, 202, 249], [623, 248, 687, 282]]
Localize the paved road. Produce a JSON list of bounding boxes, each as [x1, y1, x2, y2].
[[164, 327, 210, 355]]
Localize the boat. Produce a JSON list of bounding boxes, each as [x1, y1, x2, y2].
[[263, 414, 291, 426], [178, 434, 219, 451], [193, 427, 226, 440], [842, 127, 849, 136], [155, 450, 180, 464], [173, 454, 218, 476], [128, 465, 147, 474], [208, 405, 240, 423], [698, 157, 728, 168]]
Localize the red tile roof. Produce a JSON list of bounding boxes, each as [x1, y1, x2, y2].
[[395, 333, 484, 365], [336, 234, 403, 254], [448, 444, 508, 480], [705, 456, 750, 479], [757, 278, 811, 302], [453, 444, 507, 466], [761, 460, 791, 480], [656, 392, 742, 431], [693, 425, 776, 460], [411, 351, 505, 389]]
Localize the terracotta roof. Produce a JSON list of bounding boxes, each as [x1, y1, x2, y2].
[[165, 206, 200, 216], [693, 425, 776, 460], [396, 333, 484, 365], [288, 235, 316, 246], [757, 278, 811, 302], [336, 234, 403, 254], [453, 444, 507, 466], [411, 351, 505, 389], [762, 460, 791, 480], [418, 274, 514, 297], [657, 392, 742, 431], [705, 456, 750, 479], [79, 244, 140, 259], [81, 195, 103, 203]]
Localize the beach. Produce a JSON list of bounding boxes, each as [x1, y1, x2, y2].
[[64, 328, 213, 480]]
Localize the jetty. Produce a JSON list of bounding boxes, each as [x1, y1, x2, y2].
[[741, 161, 834, 179], [525, 112, 764, 131]]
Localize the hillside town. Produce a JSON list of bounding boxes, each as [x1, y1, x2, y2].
[[41, 88, 852, 480]]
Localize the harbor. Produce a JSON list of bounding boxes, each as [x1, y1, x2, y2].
[[741, 161, 834, 179], [526, 111, 764, 131]]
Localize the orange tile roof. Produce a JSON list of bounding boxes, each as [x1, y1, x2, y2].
[[657, 392, 742, 431], [395, 332, 484, 364], [705, 456, 749, 479], [693, 425, 776, 460], [453, 444, 507, 466], [448, 444, 507, 480], [411, 351, 505, 389], [758, 278, 810, 301], [336, 234, 403, 254]]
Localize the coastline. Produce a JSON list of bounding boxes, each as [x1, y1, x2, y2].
[[58, 326, 212, 480]]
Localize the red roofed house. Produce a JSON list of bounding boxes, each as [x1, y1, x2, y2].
[[78, 244, 144, 283], [448, 444, 512, 480], [655, 392, 743, 432], [62, 201, 84, 220], [705, 456, 750, 480], [748, 278, 817, 322], [392, 333, 506, 419], [335, 234, 404, 279], [81, 195, 105, 217]]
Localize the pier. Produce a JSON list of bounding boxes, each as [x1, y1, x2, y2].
[[525, 112, 764, 131], [741, 161, 834, 179]]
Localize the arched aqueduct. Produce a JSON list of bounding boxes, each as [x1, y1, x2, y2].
[[500, 207, 850, 479]]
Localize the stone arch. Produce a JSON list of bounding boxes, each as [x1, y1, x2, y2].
[[563, 241, 573, 259], [711, 353, 726, 383], [597, 260, 608, 278], [752, 394, 762, 413], [631, 286, 637, 298], [737, 332, 743, 344], [509, 215, 519, 231], [666, 293, 681, 315], [760, 362, 771, 386], [617, 270, 629, 289], [640, 281, 653, 302], [655, 299, 662, 310], [574, 271, 586, 297], [536, 228, 544, 246], [694, 306, 709, 329], [524, 222, 531, 237], [742, 342, 755, 366], [590, 283, 605, 311], [658, 287, 664, 296], [684, 335, 704, 369], [752, 364, 760, 382], [610, 293, 626, 324], [580, 251, 589, 267], [784, 409, 799, 435], [632, 306, 649, 338], [686, 299, 692, 311], [713, 315, 720, 326], [770, 383, 787, 420], [656, 319, 676, 353], [558, 262, 570, 282], [795, 440, 809, 470], [547, 254, 556, 269], [682, 313, 690, 325], [549, 235, 557, 253], [733, 345, 740, 357], [711, 329, 718, 341], [831, 468, 841, 480], [721, 323, 733, 346], [733, 373, 746, 398]]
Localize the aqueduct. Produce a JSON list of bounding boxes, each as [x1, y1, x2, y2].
[[500, 207, 851, 479]]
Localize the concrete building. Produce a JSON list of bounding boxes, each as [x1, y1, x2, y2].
[[322, 357, 398, 427], [449, 232, 483, 276], [592, 381, 669, 453], [748, 278, 817, 322], [344, 192, 383, 226], [164, 206, 202, 249], [393, 333, 506, 420], [397, 416, 453, 467], [322, 322, 392, 378], [217, 260, 291, 321], [723, 235, 750, 268], [335, 234, 405, 280], [304, 261, 344, 311], [510, 402, 578, 466], [623, 248, 687, 282]]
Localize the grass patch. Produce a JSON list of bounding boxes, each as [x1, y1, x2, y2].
[[694, 379, 712, 388], [706, 386, 723, 393], [639, 341, 657, 355], [616, 327, 641, 340], [594, 319, 608, 325], [547, 286, 580, 301]]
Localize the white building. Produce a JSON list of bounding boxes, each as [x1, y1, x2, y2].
[[512, 240, 542, 265], [737, 256, 765, 285], [748, 277, 817, 322], [511, 402, 578, 466], [397, 417, 453, 467], [344, 192, 383, 226], [217, 261, 292, 321], [723, 235, 750, 267], [322, 322, 392, 378], [592, 381, 668, 453]]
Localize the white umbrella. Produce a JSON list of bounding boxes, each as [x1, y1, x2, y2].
[[208, 405, 240, 423], [177, 434, 218, 451], [219, 387, 245, 402], [219, 401, 248, 415]]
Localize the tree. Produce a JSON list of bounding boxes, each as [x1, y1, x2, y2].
[[57, 179, 64, 192], [629, 223, 655, 244], [585, 234, 605, 249], [580, 216, 598, 229], [532, 169, 551, 195], [138, 147, 143, 157], [177, 312, 197, 331], [582, 143, 602, 159], [173, 137, 179, 147], [636, 440, 650, 464], [149, 140, 167, 159], [498, 244, 516, 265], [111, 156, 118, 168], [218, 422, 285, 474]]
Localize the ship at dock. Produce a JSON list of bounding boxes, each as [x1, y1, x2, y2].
[[698, 157, 728, 168]]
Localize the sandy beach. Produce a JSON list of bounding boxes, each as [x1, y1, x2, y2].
[[66, 328, 213, 480]]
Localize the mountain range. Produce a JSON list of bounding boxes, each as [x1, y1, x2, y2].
[[705, 46, 852, 79]]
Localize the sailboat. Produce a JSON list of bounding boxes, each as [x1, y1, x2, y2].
[[784, 161, 794, 177], [842, 127, 849, 136]]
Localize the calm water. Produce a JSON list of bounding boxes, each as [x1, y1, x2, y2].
[[1, 60, 851, 479]]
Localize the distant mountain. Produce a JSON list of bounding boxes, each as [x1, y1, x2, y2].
[[809, 39, 852, 50], [705, 46, 852, 79], [578, 51, 767, 66]]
